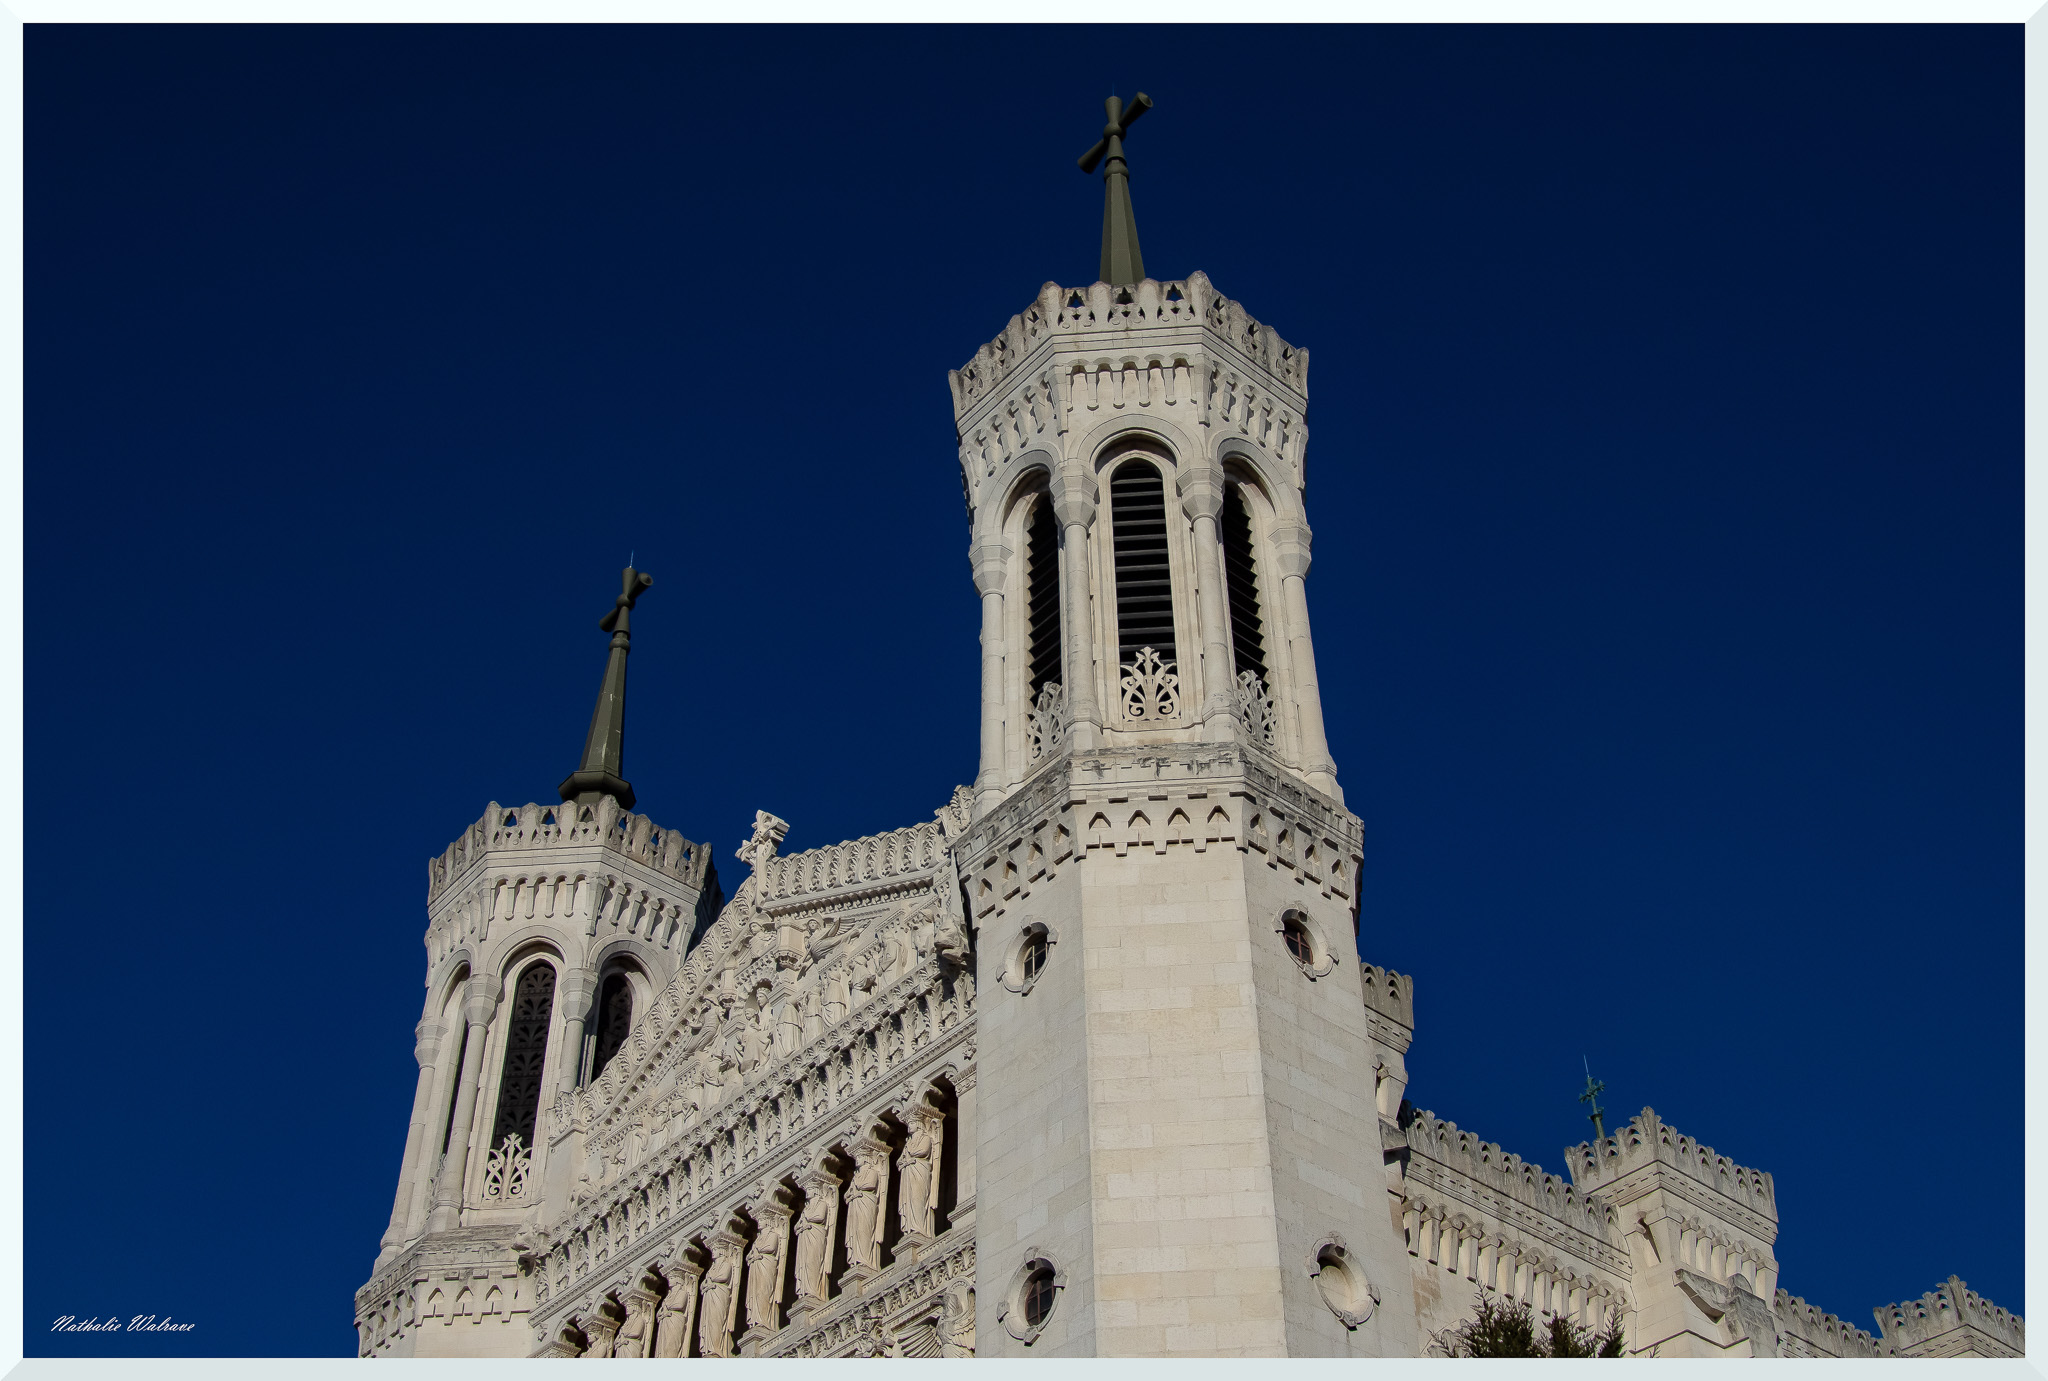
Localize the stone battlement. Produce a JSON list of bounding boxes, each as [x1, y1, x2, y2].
[[1875, 1276, 2025, 1357], [1403, 1108, 1613, 1242], [1360, 962, 1414, 1032], [427, 797, 713, 904], [1774, 1289, 1887, 1358], [948, 271, 1308, 421], [1565, 1107, 1777, 1223]]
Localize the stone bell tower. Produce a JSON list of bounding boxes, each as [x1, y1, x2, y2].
[[949, 96, 1415, 1357]]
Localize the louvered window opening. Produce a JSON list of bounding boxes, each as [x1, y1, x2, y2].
[[589, 972, 634, 1084], [1110, 460, 1177, 665], [1220, 483, 1269, 685], [1025, 494, 1063, 696], [488, 962, 556, 1152]]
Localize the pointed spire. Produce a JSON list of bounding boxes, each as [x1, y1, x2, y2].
[[1078, 92, 1153, 285], [558, 565, 653, 811], [1579, 1057, 1608, 1141]]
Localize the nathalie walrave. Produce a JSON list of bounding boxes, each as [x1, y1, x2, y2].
[[52, 1316, 194, 1333]]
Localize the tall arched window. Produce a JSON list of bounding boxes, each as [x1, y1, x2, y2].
[[1024, 493, 1063, 699], [488, 962, 556, 1157], [1109, 458, 1177, 662], [589, 971, 634, 1082], [1220, 482, 1269, 688]]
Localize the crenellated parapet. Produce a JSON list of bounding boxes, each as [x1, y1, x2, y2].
[[428, 796, 715, 903], [421, 796, 719, 981], [949, 273, 1306, 419], [948, 273, 1313, 513], [1774, 1289, 1887, 1357], [1566, 1107, 1777, 1231], [1402, 1110, 1618, 1248], [1395, 1107, 1630, 1352], [1874, 1276, 2025, 1357]]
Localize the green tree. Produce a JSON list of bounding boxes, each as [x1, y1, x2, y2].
[[1432, 1292, 1627, 1358]]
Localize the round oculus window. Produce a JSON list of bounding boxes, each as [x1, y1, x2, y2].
[[1023, 1266, 1057, 1327]]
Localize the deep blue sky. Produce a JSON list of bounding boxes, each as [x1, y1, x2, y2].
[[27, 24, 2018, 1358]]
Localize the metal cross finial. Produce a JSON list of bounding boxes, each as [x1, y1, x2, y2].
[[1579, 1057, 1608, 1142], [1078, 91, 1154, 286], [558, 564, 654, 811]]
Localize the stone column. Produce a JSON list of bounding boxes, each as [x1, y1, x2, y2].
[[1268, 519, 1340, 799], [950, 1066, 977, 1232], [378, 1018, 444, 1259], [970, 538, 1012, 811], [426, 974, 503, 1234], [554, 966, 600, 1098], [1177, 462, 1239, 738], [1049, 465, 1101, 748]]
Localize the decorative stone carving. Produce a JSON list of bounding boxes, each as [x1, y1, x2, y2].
[[696, 1232, 745, 1358], [843, 1138, 892, 1273], [652, 1258, 700, 1358], [1236, 669, 1276, 748], [579, 1307, 621, 1358], [480, 1133, 531, 1202], [897, 1106, 944, 1242], [611, 1285, 658, 1358], [794, 1168, 843, 1304], [745, 1202, 793, 1336], [736, 810, 791, 873], [938, 1281, 976, 1357], [1026, 682, 1066, 761], [1119, 647, 1179, 722]]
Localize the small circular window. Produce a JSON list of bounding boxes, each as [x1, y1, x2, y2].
[[1001, 922, 1057, 995], [1023, 1266, 1057, 1326], [1283, 916, 1314, 967], [1001, 1253, 1063, 1343], [1310, 1237, 1378, 1328], [1021, 932, 1047, 983]]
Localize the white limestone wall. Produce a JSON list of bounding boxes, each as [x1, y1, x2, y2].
[[1241, 860, 1417, 1356], [973, 856, 1098, 1355], [1076, 837, 1289, 1356]]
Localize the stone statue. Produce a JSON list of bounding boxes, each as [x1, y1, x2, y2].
[[794, 1171, 841, 1302], [697, 1234, 744, 1358], [652, 1263, 699, 1358], [825, 966, 850, 1025], [745, 1208, 791, 1336], [843, 1141, 889, 1271], [611, 1287, 656, 1358], [897, 1110, 941, 1240]]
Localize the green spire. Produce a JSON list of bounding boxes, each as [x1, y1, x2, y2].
[[558, 565, 653, 811], [1078, 92, 1153, 285]]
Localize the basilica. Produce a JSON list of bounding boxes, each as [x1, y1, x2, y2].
[[352, 99, 2023, 1360]]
